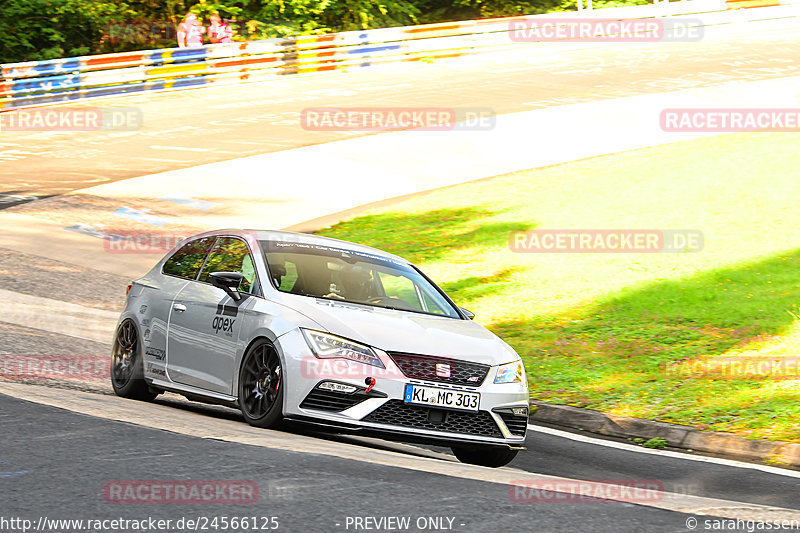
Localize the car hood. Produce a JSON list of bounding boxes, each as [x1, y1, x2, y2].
[[281, 296, 518, 365]]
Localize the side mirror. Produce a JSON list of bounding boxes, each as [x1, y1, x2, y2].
[[209, 271, 243, 302], [460, 307, 475, 320]]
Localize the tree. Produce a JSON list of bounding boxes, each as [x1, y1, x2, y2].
[[0, 0, 128, 62]]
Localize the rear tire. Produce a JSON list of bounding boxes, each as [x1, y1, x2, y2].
[[238, 339, 284, 429], [451, 445, 519, 467], [110, 320, 157, 401]]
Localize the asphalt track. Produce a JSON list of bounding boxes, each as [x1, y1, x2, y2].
[[3, 383, 800, 533], [2, 19, 800, 197], [2, 393, 696, 533], [2, 15, 800, 533]]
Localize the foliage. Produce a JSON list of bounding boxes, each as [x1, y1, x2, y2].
[[454, 0, 558, 17], [642, 438, 668, 449], [0, 0, 129, 62], [1, 0, 654, 63]]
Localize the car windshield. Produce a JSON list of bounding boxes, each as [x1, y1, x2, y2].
[[261, 240, 461, 319]]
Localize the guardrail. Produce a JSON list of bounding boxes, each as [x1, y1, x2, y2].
[[0, 0, 794, 110]]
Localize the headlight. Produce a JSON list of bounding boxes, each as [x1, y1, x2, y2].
[[494, 360, 527, 385], [301, 329, 384, 369]]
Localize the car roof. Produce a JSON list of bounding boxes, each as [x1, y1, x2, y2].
[[188, 229, 410, 264]]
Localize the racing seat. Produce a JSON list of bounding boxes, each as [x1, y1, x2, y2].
[[268, 262, 286, 288]]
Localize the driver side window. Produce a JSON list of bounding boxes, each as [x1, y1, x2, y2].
[[162, 236, 216, 280], [199, 237, 259, 294]]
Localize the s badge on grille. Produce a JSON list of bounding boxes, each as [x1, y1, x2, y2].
[[435, 363, 451, 378]]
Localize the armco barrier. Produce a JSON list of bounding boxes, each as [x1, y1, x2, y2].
[[0, 0, 795, 110]]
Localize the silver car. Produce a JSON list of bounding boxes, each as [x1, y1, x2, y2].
[[111, 229, 529, 467]]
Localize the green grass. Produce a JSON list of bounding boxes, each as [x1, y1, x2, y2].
[[316, 131, 800, 443], [642, 438, 668, 449]]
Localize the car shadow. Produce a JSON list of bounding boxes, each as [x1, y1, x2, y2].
[[153, 393, 457, 461]]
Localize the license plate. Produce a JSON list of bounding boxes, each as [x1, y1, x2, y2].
[[404, 384, 480, 411]]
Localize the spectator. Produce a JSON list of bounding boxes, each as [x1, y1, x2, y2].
[[177, 13, 205, 48], [207, 14, 234, 44]]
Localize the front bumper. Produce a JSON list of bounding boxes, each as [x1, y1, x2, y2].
[[277, 329, 529, 447]]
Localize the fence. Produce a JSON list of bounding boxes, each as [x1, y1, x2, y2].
[[0, 0, 794, 110]]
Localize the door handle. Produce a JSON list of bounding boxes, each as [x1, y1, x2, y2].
[[172, 303, 187, 313]]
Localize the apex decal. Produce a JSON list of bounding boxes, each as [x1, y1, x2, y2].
[[212, 316, 235, 335], [212, 303, 238, 336]]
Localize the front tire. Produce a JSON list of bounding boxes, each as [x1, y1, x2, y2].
[[111, 319, 157, 401], [238, 339, 284, 428], [451, 445, 519, 467]]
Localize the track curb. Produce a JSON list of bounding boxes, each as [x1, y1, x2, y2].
[[529, 400, 800, 467]]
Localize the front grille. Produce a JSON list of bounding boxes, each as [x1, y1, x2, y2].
[[363, 400, 502, 438], [300, 388, 372, 412], [497, 412, 528, 437], [387, 352, 490, 387]]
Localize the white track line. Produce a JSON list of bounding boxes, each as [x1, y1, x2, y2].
[[528, 423, 800, 479]]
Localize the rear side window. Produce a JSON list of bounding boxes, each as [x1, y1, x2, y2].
[[199, 237, 259, 294], [162, 237, 216, 280]]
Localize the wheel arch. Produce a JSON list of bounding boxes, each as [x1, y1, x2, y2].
[[111, 316, 157, 401], [234, 331, 287, 412], [112, 312, 141, 343]]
